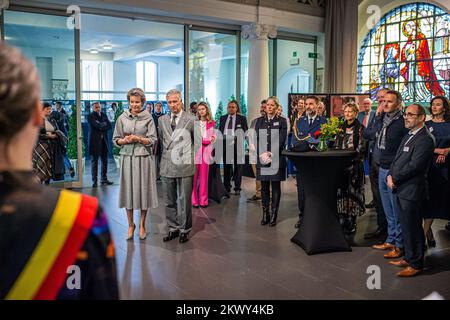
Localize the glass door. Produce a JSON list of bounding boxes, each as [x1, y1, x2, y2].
[[4, 10, 84, 188]]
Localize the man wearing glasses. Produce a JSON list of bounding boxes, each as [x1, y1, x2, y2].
[[387, 104, 435, 277]]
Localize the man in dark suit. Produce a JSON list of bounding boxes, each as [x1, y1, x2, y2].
[[291, 96, 327, 228], [387, 104, 435, 277], [88, 102, 113, 187], [219, 100, 248, 196], [357, 98, 375, 129]]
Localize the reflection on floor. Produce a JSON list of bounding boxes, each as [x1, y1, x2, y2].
[[78, 175, 450, 300]]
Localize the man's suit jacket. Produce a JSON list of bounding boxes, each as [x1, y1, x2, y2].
[[88, 111, 111, 156], [357, 110, 375, 157], [388, 126, 435, 201], [219, 113, 248, 136], [158, 111, 199, 178], [291, 115, 327, 148], [357, 110, 375, 128]]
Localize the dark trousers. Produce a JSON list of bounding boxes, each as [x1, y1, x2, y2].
[[224, 164, 243, 191], [261, 181, 281, 209], [296, 173, 305, 217], [394, 195, 425, 270], [370, 157, 387, 230], [92, 145, 108, 183]]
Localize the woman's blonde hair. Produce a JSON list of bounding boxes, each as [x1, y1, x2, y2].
[[127, 88, 146, 105], [343, 102, 359, 115], [197, 102, 213, 122]]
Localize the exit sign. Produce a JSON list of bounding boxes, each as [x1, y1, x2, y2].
[[308, 52, 318, 59]]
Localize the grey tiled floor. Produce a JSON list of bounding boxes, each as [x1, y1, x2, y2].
[[79, 175, 450, 300]]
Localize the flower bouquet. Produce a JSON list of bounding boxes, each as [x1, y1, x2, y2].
[[316, 117, 343, 151]]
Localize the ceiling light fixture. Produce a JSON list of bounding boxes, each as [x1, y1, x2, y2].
[[103, 44, 112, 50], [90, 49, 99, 54]]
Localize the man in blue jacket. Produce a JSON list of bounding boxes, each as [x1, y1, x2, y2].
[[291, 96, 327, 228], [371, 90, 409, 259]]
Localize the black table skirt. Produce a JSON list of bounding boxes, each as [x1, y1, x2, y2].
[[283, 150, 356, 255]]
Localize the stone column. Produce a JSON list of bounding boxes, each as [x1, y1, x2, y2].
[[242, 23, 277, 123]]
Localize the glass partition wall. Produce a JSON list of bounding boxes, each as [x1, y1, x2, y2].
[[2, 7, 318, 186]]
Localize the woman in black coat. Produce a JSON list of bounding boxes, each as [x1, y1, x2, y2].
[[254, 96, 288, 227], [334, 102, 366, 234]]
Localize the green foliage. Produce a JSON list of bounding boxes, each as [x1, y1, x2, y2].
[[67, 105, 79, 159], [113, 102, 124, 156], [319, 117, 344, 141], [214, 101, 224, 129], [240, 94, 247, 117]]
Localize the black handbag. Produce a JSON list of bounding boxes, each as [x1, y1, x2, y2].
[[290, 141, 312, 152]]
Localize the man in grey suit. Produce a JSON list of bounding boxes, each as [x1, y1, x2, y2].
[[159, 89, 198, 243]]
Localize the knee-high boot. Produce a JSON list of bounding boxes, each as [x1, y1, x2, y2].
[[261, 207, 270, 226]]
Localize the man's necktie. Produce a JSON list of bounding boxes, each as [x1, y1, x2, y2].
[[309, 118, 313, 127], [228, 116, 233, 130], [363, 113, 368, 127], [171, 115, 177, 131]]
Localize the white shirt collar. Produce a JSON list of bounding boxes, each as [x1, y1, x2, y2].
[[172, 110, 182, 117], [409, 124, 425, 136]]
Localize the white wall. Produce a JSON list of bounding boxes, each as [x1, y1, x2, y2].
[[19, 46, 76, 100]]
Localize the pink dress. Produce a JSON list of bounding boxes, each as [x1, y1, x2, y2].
[[192, 120, 216, 206]]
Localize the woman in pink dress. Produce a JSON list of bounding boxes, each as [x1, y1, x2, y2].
[[192, 102, 216, 208]]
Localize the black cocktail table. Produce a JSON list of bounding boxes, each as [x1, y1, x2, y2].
[[283, 150, 356, 255]]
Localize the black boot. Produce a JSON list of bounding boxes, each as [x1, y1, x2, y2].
[[269, 207, 278, 227], [261, 207, 270, 226]]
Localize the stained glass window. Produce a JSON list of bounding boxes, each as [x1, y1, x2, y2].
[[357, 2, 450, 103]]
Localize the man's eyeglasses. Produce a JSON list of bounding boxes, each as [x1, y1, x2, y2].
[[403, 113, 421, 118]]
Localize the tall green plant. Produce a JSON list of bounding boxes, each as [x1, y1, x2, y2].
[[67, 105, 78, 159], [240, 94, 247, 117], [113, 102, 124, 156], [214, 101, 224, 129]]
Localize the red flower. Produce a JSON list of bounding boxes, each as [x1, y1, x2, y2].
[[314, 130, 321, 139]]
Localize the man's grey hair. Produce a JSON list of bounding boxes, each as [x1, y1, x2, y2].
[[363, 98, 372, 104], [166, 89, 182, 101]]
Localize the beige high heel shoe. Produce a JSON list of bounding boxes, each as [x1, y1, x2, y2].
[[126, 224, 136, 241], [139, 226, 147, 240]]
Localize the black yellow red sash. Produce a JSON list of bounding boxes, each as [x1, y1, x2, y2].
[[6, 190, 98, 300]]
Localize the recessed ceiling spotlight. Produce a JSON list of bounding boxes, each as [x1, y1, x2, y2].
[[90, 49, 99, 54], [103, 44, 112, 50]]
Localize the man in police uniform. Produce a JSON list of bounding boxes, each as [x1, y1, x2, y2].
[[291, 96, 327, 228]]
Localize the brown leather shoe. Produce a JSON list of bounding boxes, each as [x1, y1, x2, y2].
[[372, 242, 395, 250], [389, 259, 409, 268], [397, 266, 422, 277], [384, 247, 403, 259]]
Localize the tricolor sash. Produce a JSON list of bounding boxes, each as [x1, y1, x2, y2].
[[5, 190, 98, 300]]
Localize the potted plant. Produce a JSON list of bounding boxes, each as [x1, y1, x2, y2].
[[316, 117, 343, 151], [113, 101, 124, 169], [67, 104, 85, 176]]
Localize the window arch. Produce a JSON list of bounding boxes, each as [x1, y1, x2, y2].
[[357, 2, 450, 103]]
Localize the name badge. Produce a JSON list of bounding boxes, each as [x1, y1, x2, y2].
[[403, 147, 410, 152], [273, 122, 279, 126], [429, 127, 434, 133], [237, 124, 242, 128]]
